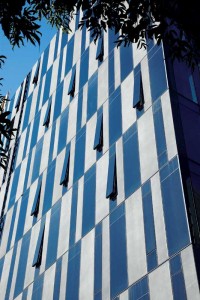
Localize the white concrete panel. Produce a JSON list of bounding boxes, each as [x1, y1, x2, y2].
[[88, 41, 98, 79], [149, 261, 173, 300], [57, 29, 62, 56], [84, 113, 97, 173], [151, 173, 168, 264], [116, 137, 125, 205], [15, 156, 27, 200], [141, 55, 152, 111], [181, 245, 200, 300], [74, 55, 81, 99], [0, 184, 6, 215], [114, 47, 121, 90], [125, 189, 147, 285], [0, 206, 13, 258], [102, 101, 109, 154], [81, 83, 88, 128], [42, 263, 56, 300], [95, 152, 109, 224], [39, 210, 51, 275], [57, 190, 72, 259], [0, 248, 13, 299], [121, 71, 136, 134], [104, 31, 109, 61], [138, 107, 158, 183], [50, 55, 59, 96], [52, 149, 65, 205], [133, 43, 147, 68], [39, 126, 51, 174], [9, 239, 22, 300], [79, 230, 95, 300], [102, 216, 110, 300], [85, 30, 90, 49], [26, 283, 33, 300], [47, 35, 56, 70], [61, 46, 67, 82], [52, 118, 60, 161], [161, 91, 177, 160], [59, 252, 68, 300], [98, 59, 109, 108], [75, 177, 84, 243], [67, 95, 78, 144], [73, 29, 82, 66]]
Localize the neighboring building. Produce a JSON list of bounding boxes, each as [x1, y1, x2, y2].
[[0, 12, 200, 300]]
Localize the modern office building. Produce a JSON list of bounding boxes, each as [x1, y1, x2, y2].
[[0, 11, 200, 300]]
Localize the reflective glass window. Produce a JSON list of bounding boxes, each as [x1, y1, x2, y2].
[[123, 124, 141, 198], [73, 126, 86, 183], [82, 165, 96, 237], [120, 45, 133, 82], [109, 87, 122, 146], [148, 47, 167, 101], [160, 159, 190, 255], [87, 71, 98, 121], [46, 201, 61, 270], [110, 208, 128, 298]]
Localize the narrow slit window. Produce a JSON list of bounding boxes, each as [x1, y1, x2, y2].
[[133, 70, 144, 110], [31, 179, 42, 217], [93, 114, 103, 151], [60, 148, 70, 187], [15, 84, 23, 111], [43, 99, 51, 127], [32, 222, 45, 268], [96, 37, 104, 62], [106, 154, 118, 200], [68, 68, 76, 98], [32, 60, 40, 85]]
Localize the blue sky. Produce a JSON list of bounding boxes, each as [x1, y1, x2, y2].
[[0, 19, 57, 98]]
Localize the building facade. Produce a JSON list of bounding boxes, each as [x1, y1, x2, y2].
[[0, 12, 200, 300]]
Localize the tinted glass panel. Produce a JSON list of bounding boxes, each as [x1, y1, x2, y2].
[[110, 211, 128, 298], [14, 231, 31, 298], [42, 66, 52, 105], [15, 192, 29, 243], [153, 99, 167, 167], [87, 71, 98, 121], [42, 160, 56, 215], [79, 47, 89, 89], [109, 87, 122, 146], [73, 126, 86, 183], [161, 160, 190, 255], [53, 82, 63, 122], [32, 137, 43, 183], [66, 250, 80, 300], [120, 45, 133, 82], [46, 201, 61, 269], [58, 107, 69, 154], [65, 36, 74, 76], [123, 124, 141, 198], [82, 165, 96, 237], [148, 47, 167, 101]]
